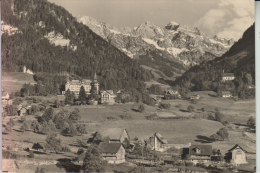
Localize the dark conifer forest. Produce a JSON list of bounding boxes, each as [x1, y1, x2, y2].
[[1, 0, 155, 104]]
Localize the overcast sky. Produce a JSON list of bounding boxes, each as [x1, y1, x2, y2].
[[49, 0, 254, 40]]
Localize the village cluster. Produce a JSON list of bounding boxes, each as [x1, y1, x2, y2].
[[89, 128, 248, 167], [1, 69, 255, 172]]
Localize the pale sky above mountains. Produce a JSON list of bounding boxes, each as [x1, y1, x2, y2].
[[49, 0, 254, 40]]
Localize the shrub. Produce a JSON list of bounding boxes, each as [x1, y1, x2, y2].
[[106, 116, 118, 120], [210, 134, 223, 141], [187, 105, 195, 112], [32, 143, 44, 151], [217, 128, 229, 140], [76, 123, 88, 134], [118, 114, 133, 120], [77, 148, 84, 155], [61, 146, 71, 152], [35, 167, 45, 173], [138, 104, 145, 112], [158, 103, 171, 109], [146, 113, 158, 120], [7, 118, 15, 127], [29, 150, 34, 158], [207, 113, 215, 120], [215, 111, 225, 123], [247, 116, 255, 126]]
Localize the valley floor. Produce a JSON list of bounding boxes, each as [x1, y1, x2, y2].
[[2, 91, 256, 172]]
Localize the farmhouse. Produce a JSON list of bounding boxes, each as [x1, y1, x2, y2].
[[222, 91, 232, 98], [96, 128, 130, 143], [182, 144, 212, 164], [63, 73, 99, 96], [153, 133, 168, 151], [98, 142, 125, 164], [222, 73, 235, 81], [23, 66, 34, 75], [189, 95, 200, 100], [18, 107, 28, 116], [226, 144, 247, 165], [2, 91, 10, 100], [116, 90, 130, 103], [2, 91, 12, 107], [164, 90, 181, 99], [100, 90, 116, 105]]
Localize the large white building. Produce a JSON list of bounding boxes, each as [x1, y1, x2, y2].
[[63, 73, 99, 96]]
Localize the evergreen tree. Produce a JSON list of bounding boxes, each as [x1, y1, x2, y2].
[[45, 133, 62, 153], [82, 146, 106, 172], [64, 89, 75, 105], [78, 86, 86, 104]]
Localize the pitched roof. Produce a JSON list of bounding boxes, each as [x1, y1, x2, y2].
[[100, 90, 114, 95], [189, 144, 212, 156], [99, 142, 123, 154], [98, 128, 128, 141], [82, 79, 92, 83], [222, 91, 231, 94], [223, 73, 234, 77], [155, 133, 168, 144], [71, 80, 80, 84], [2, 91, 9, 97], [228, 144, 247, 153]]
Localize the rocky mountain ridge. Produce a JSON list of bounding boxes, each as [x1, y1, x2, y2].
[[78, 16, 234, 66]]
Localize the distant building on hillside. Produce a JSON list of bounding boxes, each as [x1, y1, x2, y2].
[[222, 91, 232, 98], [98, 142, 125, 164], [222, 73, 235, 81], [164, 90, 181, 99], [2, 91, 12, 107], [226, 144, 247, 165], [189, 95, 200, 100], [23, 66, 34, 75], [2, 91, 10, 100], [63, 73, 99, 96], [182, 144, 212, 164], [100, 90, 116, 105], [17, 107, 28, 116], [95, 128, 130, 143], [116, 90, 130, 103]]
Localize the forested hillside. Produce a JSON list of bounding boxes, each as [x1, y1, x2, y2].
[[173, 23, 255, 99], [1, 0, 154, 104]]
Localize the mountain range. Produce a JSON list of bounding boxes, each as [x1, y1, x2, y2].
[[173, 23, 255, 98], [1, 0, 254, 102], [78, 16, 234, 67]]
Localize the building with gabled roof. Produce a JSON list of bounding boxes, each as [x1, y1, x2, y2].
[[96, 128, 130, 143], [98, 142, 125, 164], [226, 144, 247, 165], [182, 144, 212, 163], [100, 90, 116, 105], [154, 133, 168, 151], [164, 90, 181, 99], [63, 73, 99, 96], [2, 91, 10, 100], [222, 73, 235, 81], [222, 91, 233, 98]]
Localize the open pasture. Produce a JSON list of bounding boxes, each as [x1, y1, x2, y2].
[[1, 72, 36, 93]]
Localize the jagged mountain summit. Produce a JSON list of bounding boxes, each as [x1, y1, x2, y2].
[[78, 16, 234, 66], [173, 23, 255, 97]]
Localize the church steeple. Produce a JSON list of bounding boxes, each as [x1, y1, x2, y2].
[[91, 72, 99, 94], [94, 72, 98, 82]]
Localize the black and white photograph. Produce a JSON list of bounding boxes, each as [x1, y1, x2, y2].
[[1, 0, 256, 172]]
